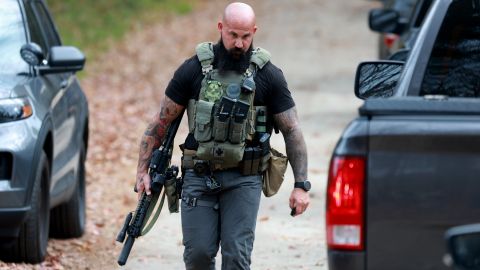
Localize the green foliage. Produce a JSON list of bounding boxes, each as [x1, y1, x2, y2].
[[46, 0, 193, 59]]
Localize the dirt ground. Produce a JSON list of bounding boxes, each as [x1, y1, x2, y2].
[[0, 0, 380, 269]]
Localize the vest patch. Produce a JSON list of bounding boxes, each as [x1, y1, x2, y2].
[[205, 81, 223, 103]]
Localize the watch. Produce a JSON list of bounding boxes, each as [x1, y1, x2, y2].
[[294, 180, 311, 192]]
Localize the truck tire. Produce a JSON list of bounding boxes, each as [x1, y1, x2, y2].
[[5, 151, 50, 263], [49, 144, 86, 238]]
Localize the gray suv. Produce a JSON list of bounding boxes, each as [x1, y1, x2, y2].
[[0, 0, 88, 263]]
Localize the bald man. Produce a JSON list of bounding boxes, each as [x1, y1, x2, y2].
[[134, 2, 310, 269]]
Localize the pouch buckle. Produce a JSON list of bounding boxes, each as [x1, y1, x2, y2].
[[202, 65, 213, 75]]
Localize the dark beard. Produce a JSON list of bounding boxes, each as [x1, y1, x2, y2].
[[214, 39, 253, 75]]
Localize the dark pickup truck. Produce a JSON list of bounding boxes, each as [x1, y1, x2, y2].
[[327, 0, 480, 269]]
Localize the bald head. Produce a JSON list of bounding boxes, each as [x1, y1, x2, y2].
[[218, 2, 257, 57], [223, 2, 256, 27]]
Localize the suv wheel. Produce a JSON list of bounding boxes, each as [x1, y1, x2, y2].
[[3, 150, 50, 263], [49, 143, 86, 238]]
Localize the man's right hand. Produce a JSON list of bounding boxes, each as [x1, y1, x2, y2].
[[136, 172, 151, 199]]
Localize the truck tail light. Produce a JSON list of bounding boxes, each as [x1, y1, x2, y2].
[[326, 156, 366, 250]]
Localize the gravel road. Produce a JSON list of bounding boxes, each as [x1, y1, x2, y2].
[[0, 0, 379, 269]]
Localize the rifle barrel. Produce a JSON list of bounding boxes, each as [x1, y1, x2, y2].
[[117, 236, 135, 266]]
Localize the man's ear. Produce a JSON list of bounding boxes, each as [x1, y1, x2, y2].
[[253, 25, 258, 34], [218, 21, 223, 32]]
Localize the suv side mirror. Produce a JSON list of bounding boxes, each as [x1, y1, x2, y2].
[[354, 61, 404, 99], [21, 43, 86, 75], [48, 46, 85, 68], [38, 46, 85, 75], [369, 8, 406, 34], [445, 224, 480, 270]]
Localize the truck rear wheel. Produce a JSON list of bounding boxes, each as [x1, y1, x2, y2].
[[49, 144, 86, 238]]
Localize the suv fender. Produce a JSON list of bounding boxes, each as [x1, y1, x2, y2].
[[25, 114, 53, 207]]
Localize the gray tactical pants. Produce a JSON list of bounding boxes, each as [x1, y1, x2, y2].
[[181, 169, 262, 270]]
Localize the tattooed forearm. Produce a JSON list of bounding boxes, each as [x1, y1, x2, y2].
[[137, 96, 184, 175], [273, 107, 308, 182]]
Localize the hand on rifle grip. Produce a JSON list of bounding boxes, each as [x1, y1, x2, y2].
[[135, 172, 151, 199]]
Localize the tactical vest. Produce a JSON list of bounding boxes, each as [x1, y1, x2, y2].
[[185, 42, 271, 171]]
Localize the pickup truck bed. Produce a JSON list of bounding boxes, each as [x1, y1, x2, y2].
[[360, 98, 480, 269]]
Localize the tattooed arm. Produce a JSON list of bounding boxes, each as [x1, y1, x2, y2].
[[273, 106, 310, 216], [273, 106, 308, 182], [135, 96, 184, 195]]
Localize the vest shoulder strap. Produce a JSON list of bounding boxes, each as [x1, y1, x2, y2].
[[196, 42, 271, 74], [250, 47, 271, 69], [196, 42, 214, 74]]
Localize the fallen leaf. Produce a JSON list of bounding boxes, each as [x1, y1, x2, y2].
[[259, 216, 270, 222]]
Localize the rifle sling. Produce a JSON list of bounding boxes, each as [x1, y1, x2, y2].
[[140, 190, 166, 236]]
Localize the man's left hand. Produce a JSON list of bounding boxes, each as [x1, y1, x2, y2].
[[289, 188, 310, 217]]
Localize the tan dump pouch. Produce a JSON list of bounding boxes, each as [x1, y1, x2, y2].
[[194, 100, 214, 142], [197, 141, 245, 170], [262, 148, 288, 197], [164, 177, 179, 213]]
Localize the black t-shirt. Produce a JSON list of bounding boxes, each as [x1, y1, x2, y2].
[[165, 45, 295, 115]]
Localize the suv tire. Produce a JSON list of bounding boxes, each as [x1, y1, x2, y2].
[[49, 143, 86, 238], [4, 150, 50, 263]]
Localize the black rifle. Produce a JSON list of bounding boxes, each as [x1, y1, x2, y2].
[[116, 111, 184, 266]]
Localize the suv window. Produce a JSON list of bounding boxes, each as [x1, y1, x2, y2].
[[0, 0, 28, 75], [33, 2, 60, 48], [24, 2, 47, 53], [420, 1, 480, 97]]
